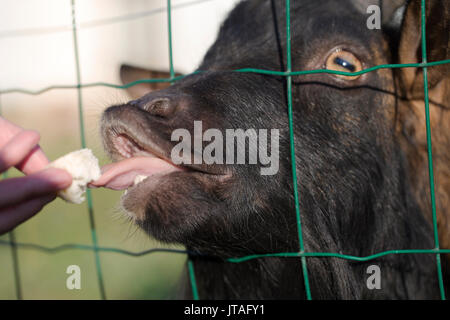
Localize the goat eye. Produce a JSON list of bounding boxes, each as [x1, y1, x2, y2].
[[325, 50, 362, 80]]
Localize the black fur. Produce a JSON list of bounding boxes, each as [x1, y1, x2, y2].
[[101, 0, 447, 299]]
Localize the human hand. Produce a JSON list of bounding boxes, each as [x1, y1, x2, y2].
[[0, 118, 72, 234]]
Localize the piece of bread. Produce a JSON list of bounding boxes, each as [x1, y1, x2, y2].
[[48, 149, 101, 204]]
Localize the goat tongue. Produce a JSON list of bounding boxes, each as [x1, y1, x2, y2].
[[90, 156, 181, 190]]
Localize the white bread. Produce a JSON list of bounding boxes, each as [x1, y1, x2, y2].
[[48, 149, 101, 204]]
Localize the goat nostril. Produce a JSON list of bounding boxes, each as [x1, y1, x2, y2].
[[144, 98, 172, 117]]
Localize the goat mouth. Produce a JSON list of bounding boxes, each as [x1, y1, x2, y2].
[[92, 132, 185, 191], [92, 129, 230, 191]]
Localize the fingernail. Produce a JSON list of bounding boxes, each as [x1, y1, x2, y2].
[[25, 130, 41, 143]]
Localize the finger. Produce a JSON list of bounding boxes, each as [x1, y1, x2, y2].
[[0, 117, 23, 148], [0, 118, 49, 174], [0, 168, 72, 208], [16, 144, 50, 175], [0, 130, 41, 173], [0, 194, 55, 235]]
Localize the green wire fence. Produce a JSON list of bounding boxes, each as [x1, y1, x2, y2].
[[0, 0, 449, 300]]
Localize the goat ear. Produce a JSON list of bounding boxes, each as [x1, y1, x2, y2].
[[397, 0, 449, 97], [380, 0, 407, 29], [120, 64, 181, 99]]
